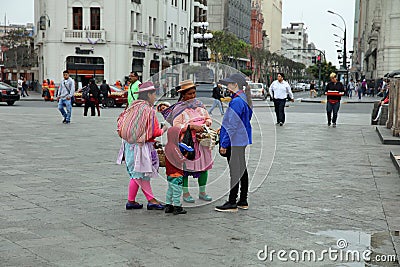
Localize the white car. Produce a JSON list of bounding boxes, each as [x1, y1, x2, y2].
[[248, 82, 268, 100]]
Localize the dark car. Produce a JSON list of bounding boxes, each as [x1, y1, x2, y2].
[[0, 82, 20, 106], [73, 85, 128, 107]]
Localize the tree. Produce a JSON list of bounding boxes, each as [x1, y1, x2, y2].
[[306, 61, 337, 83], [0, 28, 37, 73], [207, 30, 250, 68]]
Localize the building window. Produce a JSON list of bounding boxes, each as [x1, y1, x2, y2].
[[172, 0, 178, 7], [153, 18, 157, 36], [149, 16, 152, 35], [90, 7, 100, 30], [73, 7, 83, 30]]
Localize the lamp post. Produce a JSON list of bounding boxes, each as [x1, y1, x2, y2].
[[328, 10, 347, 74], [193, 22, 213, 61]]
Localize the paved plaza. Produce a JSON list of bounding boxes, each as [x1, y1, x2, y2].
[[0, 95, 399, 266]]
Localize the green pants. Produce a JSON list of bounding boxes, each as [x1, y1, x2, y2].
[[182, 171, 208, 194], [166, 176, 183, 206]]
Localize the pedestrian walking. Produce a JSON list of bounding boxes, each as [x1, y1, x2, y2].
[[208, 83, 225, 116], [164, 126, 188, 215], [100, 80, 111, 108], [325, 72, 345, 127], [117, 81, 168, 211], [127, 72, 141, 105], [268, 73, 294, 126], [21, 77, 29, 97], [309, 81, 317, 98], [56, 70, 75, 124], [356, 80, 363, 100], [215, 73, 253, 212], [361, 79, 368, 96], [83, 79, 101, 117], [347, 79, 355, 98]]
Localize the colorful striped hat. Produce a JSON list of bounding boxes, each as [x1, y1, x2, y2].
[[135, 81, 156, 93]]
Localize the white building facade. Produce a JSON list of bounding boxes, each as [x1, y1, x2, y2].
[[34, 0, 198, 86], [352, 0, 400, 79], [281, 22, 316, 67], [261, 0, 282, 53]]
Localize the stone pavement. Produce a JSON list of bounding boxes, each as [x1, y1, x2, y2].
[[300, 95, 381, 104], [0, 100, 399, 266]]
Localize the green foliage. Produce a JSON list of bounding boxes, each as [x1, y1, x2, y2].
[[1, 29, 37, 69], [207, 31, 250, 64], [306, 62, 337, 82]]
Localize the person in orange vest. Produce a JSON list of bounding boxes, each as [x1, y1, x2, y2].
[[42, 80, 50, 101], [115, 80, 122, 89], [49, 80, 56, 102]]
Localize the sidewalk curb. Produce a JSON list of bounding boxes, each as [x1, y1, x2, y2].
[[376, 126, 400, 145]]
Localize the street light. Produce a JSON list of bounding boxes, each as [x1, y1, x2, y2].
[[328, 10, 347, 71], [193, 22, 213, 61]]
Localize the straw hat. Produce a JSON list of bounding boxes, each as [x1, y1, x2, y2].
[[135, 81, 156, 94], [177, 80, 196, 93]]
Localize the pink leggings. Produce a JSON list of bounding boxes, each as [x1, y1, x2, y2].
[[128, 179, 154, 202]]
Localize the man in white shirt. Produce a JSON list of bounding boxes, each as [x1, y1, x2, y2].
[[269, 73, 294, 126], [56, 70, 75, 124]]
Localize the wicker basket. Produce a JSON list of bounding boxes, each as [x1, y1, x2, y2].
[[157, 148, 166, 167]]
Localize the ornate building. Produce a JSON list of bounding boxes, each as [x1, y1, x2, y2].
[[34, 0, 207, 86], [352, 0, 400, 80]]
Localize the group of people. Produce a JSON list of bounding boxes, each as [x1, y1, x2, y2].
[[18, 76, 29, 97], [117, 72, 253, 214], [55, 70, 114, 122]]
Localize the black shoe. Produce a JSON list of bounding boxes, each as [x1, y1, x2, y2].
[[237, 200, 249, 210], [173, 206, 187, 215], [62, 118, 66, 123], [328, 122, 331, 127], [165, 204, 174, 213], [279, 122, 283, 126], [215, 201, 238, 212], [332, 123, 336, 128], [126, 201, 143, 210]]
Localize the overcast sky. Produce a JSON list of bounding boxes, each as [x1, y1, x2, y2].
[[282, 0, 355, 66], [2, 0, 355, 67]]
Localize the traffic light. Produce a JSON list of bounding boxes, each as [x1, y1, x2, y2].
[[312, 56, 316, 64], [317, 55, 321, 64], [39, 16, 46, 30]]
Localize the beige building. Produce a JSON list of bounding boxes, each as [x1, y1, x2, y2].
[[261, 0, 282, 52], [352, 0, 400, 80]]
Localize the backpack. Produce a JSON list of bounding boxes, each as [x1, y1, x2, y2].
[[82, 86, 90, 100]]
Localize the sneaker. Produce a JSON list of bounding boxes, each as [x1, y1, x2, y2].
[[237, 200, 249, 210], [126, 201, 143, 210], [215, 201, 238, 212], [165, 204, 174, 213], [173, 206, 187, 215], [332, 123, 336, 128]]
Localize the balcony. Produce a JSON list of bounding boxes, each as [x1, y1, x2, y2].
[[63, 30, 106, 44]]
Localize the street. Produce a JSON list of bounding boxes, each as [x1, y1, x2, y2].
[[0, 99, 399, 266]]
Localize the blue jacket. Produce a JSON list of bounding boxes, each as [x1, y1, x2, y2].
[[220, 90, 252, 148]]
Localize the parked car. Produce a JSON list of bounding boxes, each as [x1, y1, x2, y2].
[[248, 82, 268, 100], [0, 82, 20, 106], [73, 85, 128, 107]]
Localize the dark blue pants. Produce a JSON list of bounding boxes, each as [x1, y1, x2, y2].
[[274, 99, 287, 124], [326, 101, 340, 124]]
